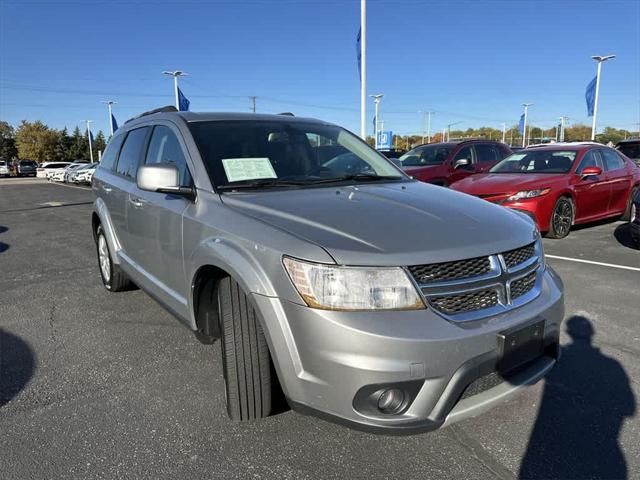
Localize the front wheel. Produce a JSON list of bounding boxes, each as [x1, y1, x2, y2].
[[547, 197, 574, 239], [218, 276, 273, 421]]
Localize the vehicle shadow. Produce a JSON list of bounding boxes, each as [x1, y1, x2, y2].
[[519, 316, 635, 479], [0, 329, 35, 407], [613, 223, 639, 250], [0, 225, 8, 253]]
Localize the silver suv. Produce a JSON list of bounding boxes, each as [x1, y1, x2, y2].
[[92, 108, 564, 434]]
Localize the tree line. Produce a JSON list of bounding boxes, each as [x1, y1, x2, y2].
[[0, 120, 107, 163], [367, 124, 637, 150]]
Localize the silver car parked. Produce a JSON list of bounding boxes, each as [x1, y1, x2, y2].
[[92, 107, 564, 434]]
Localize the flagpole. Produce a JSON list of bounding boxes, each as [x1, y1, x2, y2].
[[163, 70, 188, 110], [521, 103, 533, 148], [86, 120, 94, 162], [590, 55, 615, 141], [370, 94, 383, 148], [102, 100, 116, 136], [360, 0, 366, 139]]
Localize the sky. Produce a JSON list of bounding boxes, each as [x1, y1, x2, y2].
[[1, 0, 639, 137]]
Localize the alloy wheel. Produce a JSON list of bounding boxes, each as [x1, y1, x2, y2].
[[98, 234, 111, 283], [552, 200, 572, 238]]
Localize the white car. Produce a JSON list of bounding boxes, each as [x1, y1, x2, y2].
[[49, 163, 86, 182], [0, 160, 10, 177], [36, 162, 72, 179], [74, 163, 97, 184]]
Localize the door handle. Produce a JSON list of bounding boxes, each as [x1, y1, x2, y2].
[[102, 186, 112, 193], [129, 196, 145, 208]]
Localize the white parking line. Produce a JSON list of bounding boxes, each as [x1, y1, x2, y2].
[[546, 254, 640, 272]]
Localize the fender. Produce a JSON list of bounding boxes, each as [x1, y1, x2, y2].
[[186, 237, 280, 329], [93, 197, 122, 264]]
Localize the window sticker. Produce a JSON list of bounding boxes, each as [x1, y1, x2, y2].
[[221, 157, 277, 183]]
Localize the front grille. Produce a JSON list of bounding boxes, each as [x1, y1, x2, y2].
[[503, 243, 535, 268], [430, 289, 498, 315], [408, 256, 491, 284], [510, 271, 537, 299], [460, 372, 504, 400]]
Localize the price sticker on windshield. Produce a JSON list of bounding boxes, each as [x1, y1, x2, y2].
[[222, 157, 277, 183]]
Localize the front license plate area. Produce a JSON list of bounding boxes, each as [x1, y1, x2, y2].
[[497, 320, 545, 373]]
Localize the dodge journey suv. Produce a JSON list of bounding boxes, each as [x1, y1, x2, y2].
[[92, 107, 564, 434]]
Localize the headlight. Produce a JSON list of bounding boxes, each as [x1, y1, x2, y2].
[[506, 188, 550, 202], [283, 257, 425, 311]]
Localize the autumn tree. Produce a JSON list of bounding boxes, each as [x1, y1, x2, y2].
[[15, 121, 60, 162]]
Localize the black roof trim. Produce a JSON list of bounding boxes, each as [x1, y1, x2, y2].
[[125, 105, 178, 124]]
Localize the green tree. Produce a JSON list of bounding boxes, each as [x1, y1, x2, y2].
[[93, 130, 107, 158], [68, 126, 88, 160], [53, 127, 73, 161], [0, 121, 18, 160], [15, 120, 59, 162]]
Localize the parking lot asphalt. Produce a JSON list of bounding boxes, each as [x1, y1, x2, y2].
[[1, 178, 638, 480]]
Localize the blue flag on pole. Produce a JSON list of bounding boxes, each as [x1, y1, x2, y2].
[[89, 130, 94, 144], [356, 27, 362, 81], [178, 87, 190, 111], [585, 76, 597, 117], [110, 113, 118, 133], [518, 114, 525, 135]]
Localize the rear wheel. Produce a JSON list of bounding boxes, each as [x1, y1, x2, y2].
[[622, 187, 639, 221], [547, 197, 573, 239], [95, 225, 132, 292], [218, 276, 272, 421]]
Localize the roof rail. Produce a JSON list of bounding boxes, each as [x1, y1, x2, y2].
[[527, 141, 602, 148], [277, 112, 295, 116], [125, 105, 178, 124]]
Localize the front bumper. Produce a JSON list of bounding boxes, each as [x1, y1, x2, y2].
[[253, 266, 564, 434]]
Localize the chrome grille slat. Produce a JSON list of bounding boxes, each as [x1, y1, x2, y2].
[[408, 241, 543, 322]]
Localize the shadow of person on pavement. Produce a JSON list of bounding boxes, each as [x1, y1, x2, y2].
[[0, 328, 35, 407], [519, 316, 635, 479]]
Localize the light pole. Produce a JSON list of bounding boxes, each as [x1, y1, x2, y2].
[[250, 96, 256, 113], [370, 93, 383, 147], [590, 54, 615, 140], [360, 0, 367, 139], [521, 103, 533, 147], [501, 122, 507, 143], [86, 120, 94, 162], [446, 121, 462, 141], [101, 100, 117, 136], [162, 70, 188, 110], [559, 116, 568, 142], [419, 111, 435, 143]]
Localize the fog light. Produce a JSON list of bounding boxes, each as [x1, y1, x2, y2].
[[377, 388, 405, 414]]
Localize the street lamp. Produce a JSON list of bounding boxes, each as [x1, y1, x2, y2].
[[521, 103, 533, 147], [162, 70, 188, 110], [590, 54, 615, 140], [101, 100, 117, 136], [446, 121, 462, 141], [370, 94, 383, 147], [85, 120, 94, 162], [419, 111, 435, 144]]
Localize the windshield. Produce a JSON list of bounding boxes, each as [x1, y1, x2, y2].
[[490, 150, 577, 174], [189, 120, 405, 189], [398, 145, 451, 166], [618, 143, 640, 160]]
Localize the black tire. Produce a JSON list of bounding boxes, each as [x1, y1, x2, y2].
[[547, 196, 574, 239], [218, 276, 272, 421], [621, 187, 639, 221], [95, 225, 132, 292]]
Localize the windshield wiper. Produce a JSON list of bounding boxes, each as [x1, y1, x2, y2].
[[304, 174, 404, 184], [217, 179, 312, 191]]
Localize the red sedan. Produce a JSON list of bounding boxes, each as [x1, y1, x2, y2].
[[450, 143, 640, 238]]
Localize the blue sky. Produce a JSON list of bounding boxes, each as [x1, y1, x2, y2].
[[1, 0, 639, 137]]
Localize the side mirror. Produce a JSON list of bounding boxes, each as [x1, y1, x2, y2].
[[581, 166, 602, 178], [137, 164, 194, 199], [454, 158, 470, 169]]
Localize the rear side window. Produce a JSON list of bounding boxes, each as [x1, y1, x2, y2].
[[601, 149, 624, 172], [0, 161, 5, 166], [116, 128, 149, 178], [145, 126, 191, 185], [100, 134, 126, 171], [475, 144, 500, 164]]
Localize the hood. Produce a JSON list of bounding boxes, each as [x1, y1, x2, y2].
[[451, 173, 566, 195], [220, 181, 538, 266]]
